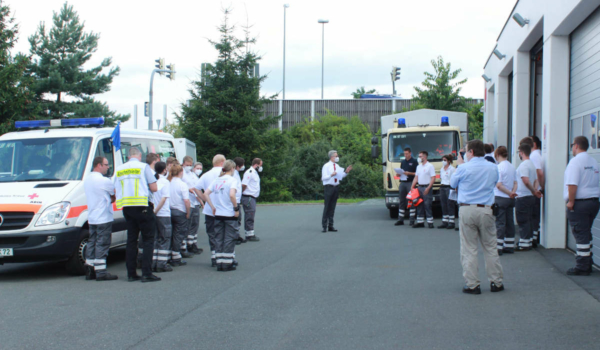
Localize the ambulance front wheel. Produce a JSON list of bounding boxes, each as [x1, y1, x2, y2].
[[389, 208, 398, 219], [65, 229, 89, 276]]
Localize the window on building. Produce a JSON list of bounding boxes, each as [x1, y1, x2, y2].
[[582, 114, 597, 150]]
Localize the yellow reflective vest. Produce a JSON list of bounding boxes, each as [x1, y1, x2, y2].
[[114, 159, 150, 209]]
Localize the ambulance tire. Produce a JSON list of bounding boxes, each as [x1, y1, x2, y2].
[[389, 208, 398, 219], [65, 229, 89, 276]]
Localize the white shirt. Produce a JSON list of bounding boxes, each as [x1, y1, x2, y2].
[[415, 162, 436, 186], [494, 160, 517, 198], [84, 172, 115, 225], [208, 175, 238, 217], [529, 149, 543, 190], [516, 159, 537, 197], [440, 165, 455, 185], [169, 177, 189, 213], [182, 169, 200, 208], [242, 167, 261, 197], [233, 170, 243, 204], [195, 167, 223, 216], [321, 161, 347, 186], [564, 152, 600, 201], [153, 175, 171, 217]]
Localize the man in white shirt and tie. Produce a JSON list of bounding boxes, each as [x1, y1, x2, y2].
[[321, 150, 353, 232]]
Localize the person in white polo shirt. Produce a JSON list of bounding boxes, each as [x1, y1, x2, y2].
[[152, 161, 172, 272], [411, 151, 436, 228], [514, 143, 542, 251], [565, 136, 600, 276], [83, 156, 118, 281], [195, 154, 225, 267], [529, 136, 544, 247], [204, 160, 240, 272], [168, 164, 191, 267], [493, 146, 517, 255], [182, 155, 203, 255], [242, 158, 265, 241], [233, 157, 245, 244]]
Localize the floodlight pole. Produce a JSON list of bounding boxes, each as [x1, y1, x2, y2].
[[149, 68, 173, 130]]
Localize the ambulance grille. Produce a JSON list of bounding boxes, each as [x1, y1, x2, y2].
[[0, 212, 35, 231]]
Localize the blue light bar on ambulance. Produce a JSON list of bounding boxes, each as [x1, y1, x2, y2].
[[15, 117, 105, 129], [397, 118, 406, 128], [441, 116, 449, 126]]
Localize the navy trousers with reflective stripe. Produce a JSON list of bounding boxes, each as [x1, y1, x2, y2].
[[567, 200, 600, 270]]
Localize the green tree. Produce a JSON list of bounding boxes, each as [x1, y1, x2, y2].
[[467, 102, 484, 140], [0, 1, 38, 134], [413, 56, 467, 111], [351, 86, 377, 99], [180, 8, 279, 168], [27, 2, 128, 126]]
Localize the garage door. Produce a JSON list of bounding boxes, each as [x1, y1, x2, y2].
[[569, 6, 600, 260]]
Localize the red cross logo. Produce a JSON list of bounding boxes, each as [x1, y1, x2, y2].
[[28, 193, 39, 200]]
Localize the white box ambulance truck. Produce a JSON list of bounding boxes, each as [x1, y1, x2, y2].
[[0, 117, 179, 274]]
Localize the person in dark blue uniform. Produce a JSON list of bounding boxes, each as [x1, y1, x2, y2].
[[395, 147, 418, 226]]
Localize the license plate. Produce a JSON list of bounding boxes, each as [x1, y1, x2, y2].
[[0, 248, 13, 257]]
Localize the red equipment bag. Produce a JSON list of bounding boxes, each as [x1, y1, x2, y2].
[[406, 188, 423, 208]]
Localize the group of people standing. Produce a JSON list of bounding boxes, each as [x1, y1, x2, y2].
[[83, 148, 264, 282]]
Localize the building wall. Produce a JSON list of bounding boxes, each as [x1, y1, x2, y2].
[[483, 0, 600, 250]]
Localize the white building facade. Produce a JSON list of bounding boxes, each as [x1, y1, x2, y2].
[[483, 0, 600, 257]]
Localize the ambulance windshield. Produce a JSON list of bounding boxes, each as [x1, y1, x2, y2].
[[388, 131, 459, 162], [0, 137, 92, 182]]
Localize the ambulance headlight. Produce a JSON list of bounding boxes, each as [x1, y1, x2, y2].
[[36, 202, 71, 226]]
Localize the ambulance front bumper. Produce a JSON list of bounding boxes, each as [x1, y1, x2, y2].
[[0, 227, 80, 263]]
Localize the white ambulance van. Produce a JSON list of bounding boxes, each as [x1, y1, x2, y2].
[[0, 117, 178, 275]]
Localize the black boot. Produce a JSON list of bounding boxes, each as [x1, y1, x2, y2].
[[437, 222, 448, 229], [85, 265, 96, 280], [446, 223, 455, 230]]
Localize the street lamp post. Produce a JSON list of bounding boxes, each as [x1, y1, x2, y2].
[[318, 19, 329, 100], [283, 4, 289, 100]]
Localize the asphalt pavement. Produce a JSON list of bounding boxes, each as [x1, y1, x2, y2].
[[1, 199, 599, 350]]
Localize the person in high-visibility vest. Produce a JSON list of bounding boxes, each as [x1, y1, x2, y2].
[[115, 147, 160, 283]]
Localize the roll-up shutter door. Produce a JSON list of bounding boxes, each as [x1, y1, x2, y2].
[[569, 6, 600, 259]]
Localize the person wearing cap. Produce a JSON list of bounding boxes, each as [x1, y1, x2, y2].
[[242, 158, 267, 240], [394, 147, 418, 226], [83, 156, 118, 281], [450, 139, 504, 295], [321, 151, 353, 232], [114, 147, 161, 283], [565, 136, 600, 276]]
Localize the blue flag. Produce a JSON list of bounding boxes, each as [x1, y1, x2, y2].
[[111, 122, 121, 151]]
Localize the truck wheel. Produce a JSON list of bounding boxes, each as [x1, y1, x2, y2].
[[65, 229, 89, 276], [389, 208, 398, 219]]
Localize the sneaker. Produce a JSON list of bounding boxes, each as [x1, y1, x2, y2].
[[490, 282, 504, 292]]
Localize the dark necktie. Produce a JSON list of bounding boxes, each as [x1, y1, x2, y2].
[[334, 164, 337, 183]]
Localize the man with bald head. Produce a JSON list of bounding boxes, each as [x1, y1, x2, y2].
[[195, 154, 226, 267]]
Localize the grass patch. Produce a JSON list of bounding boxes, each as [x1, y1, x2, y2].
[[260, 198, 375, 205]]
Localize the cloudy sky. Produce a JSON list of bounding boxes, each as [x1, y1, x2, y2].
[[9, 0, 515, 129]]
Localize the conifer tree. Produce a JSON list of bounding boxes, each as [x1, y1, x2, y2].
[[179, 8, 280, 167], [0, 0, 38, 134], [28, 2, 128, 126]]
